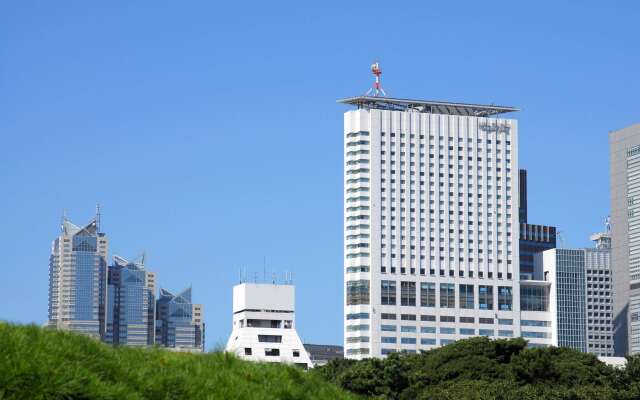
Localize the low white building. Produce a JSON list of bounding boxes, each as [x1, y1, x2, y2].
[[225, 283, 312, 369]]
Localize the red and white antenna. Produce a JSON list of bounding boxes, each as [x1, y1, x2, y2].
[[365, 62, 386, 97]]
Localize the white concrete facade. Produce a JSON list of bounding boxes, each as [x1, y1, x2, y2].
[[225, 283, 312, 368], [343, 103, 523, 358]]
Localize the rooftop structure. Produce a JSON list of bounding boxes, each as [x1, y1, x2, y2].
[[303, 344, 344, 367], [337, 96, 519, 117]]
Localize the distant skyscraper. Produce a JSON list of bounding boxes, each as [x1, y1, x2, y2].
[[155, 287, 205, 352], [225, 282, 312, 368], [105, 255, 156, 346], [339, 95, 521, 358], [539, 249, 588, 352], [533, 230, 614, 356], [519, 223, 557, 280], [586, 230, 613, 357], [610, 123, 640, 355], [48, 216, 108, 338], [517, 168, 557, 280], [519, 169, 527, 224]]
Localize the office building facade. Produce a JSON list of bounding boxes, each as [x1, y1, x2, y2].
[[225, 283, 312, 368], [610, 123, 640, 355], [340, 96, 521, 358], [586, 231, 613, 356], [519, 223, 557, 280], [533, 231, 613, 356], [48, 218, 108, 338], [518, 168, 557, 280], [105, 255, 156, 346], [156, 287, 205, 352], [540, 249, 588, 352]]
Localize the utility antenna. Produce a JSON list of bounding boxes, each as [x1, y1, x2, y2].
[[95, 203, 102, 232], [365, 62, 386, 97], [557, 230, 565, 248], [61, 209, 68, 232]]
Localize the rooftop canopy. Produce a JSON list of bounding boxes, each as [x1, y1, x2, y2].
[[337, 96, 519, 117]]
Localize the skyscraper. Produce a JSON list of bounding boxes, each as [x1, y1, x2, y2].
[[105, 255, 156, 346], [533, 230, 614, 356], [340, 96, 521, 358], [518, 168, 557, 280], [48, 216, 108, 338], [586, 230, 613, 356], [539, 249, 588, 352], [155, 287, 205, 352], [610, 123, 640, 355]]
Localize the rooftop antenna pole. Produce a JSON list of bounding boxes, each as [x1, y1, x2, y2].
[[61, 209, 68, 232], [95, 203, 101, 232], [365, 62, 386, 97]]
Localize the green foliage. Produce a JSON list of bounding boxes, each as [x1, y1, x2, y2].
[[0, 323, 355, 400], [314, 337, 640, 400]]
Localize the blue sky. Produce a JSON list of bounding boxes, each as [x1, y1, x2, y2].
[[0, 1, 638, 349]]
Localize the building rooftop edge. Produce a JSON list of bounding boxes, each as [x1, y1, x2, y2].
[[337, 96, 520, 117]]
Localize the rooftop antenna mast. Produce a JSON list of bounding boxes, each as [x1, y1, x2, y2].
[[365, 62, 386, 97], [95, 203, 101, 232]]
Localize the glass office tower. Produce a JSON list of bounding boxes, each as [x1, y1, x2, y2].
[[155, 287, 205, 351], [48, 217, 108, 338], [105, 255, 156, 346]]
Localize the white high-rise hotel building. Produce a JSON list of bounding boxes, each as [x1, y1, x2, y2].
[[341, 96, 526, 358]]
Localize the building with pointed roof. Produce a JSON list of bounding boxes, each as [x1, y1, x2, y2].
[[48, 216, 108, 339], [155, 287, 205, 351], [105, 255, 156, 346]]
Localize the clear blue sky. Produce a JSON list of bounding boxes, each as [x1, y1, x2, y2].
[[0, 1, 638, 349]]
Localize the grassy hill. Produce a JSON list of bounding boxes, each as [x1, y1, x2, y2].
[[0, 323, 355, 400]]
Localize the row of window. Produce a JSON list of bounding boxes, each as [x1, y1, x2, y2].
[[379, 281, 513, 310]]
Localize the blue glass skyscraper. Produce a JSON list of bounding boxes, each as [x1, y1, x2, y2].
[[48, 216, 108, 338], [105, 255, 156, 346], [156, 287, 205, 351]]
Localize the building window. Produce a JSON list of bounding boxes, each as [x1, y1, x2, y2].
[[258, 335, 282, 343], [265, 348, 280, 357], [346, 280, 370, 305], [420, 282, 436, 307], [244, 348, 252, 355], [498, 286, 513, 311], [479, 285, 494, 310], [520, 285, 549, 311], [293, 350, 300, 357], [440, 283, 455, 308], [381, 280, 397, 305], [401, 281, 416, 306], [459, 284, 474, 309]]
